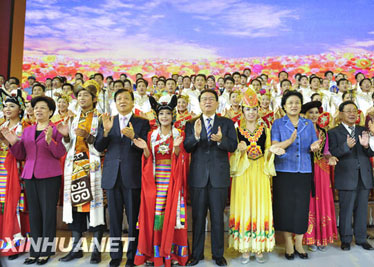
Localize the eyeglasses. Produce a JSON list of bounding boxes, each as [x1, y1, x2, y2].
[[200, 97, 216, 103], [342, 110, 357, 114]]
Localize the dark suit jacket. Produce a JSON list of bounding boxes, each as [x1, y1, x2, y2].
[[184, 114, 237, 188], [94, 114, 150, 190], [328, 124, 374, 190]]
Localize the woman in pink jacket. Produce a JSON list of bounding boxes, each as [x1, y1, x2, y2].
[[1, 96, 66, 265]]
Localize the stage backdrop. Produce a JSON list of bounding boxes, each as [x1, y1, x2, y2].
[[22, 0, 374, 84]]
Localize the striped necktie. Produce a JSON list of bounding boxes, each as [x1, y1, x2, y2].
[[349, 126, 355, 138], [206, 118, 212, 140]]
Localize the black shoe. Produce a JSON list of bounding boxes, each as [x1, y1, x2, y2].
[[285, 253, 295, 260], [341, 242, 351, 251], [59, 250, 83, 261], [294, 247, 308, 259], [90, 250, 101, 264], [356, 242, 374, 250], [110, 258, 122, 267], [125, 259, 135, 267], [8, 254, 19, 260], [186, 256, 204, 266], [213, 257, 227, 266], [24, 257, 38, 265], [36, 256, 50, 265]]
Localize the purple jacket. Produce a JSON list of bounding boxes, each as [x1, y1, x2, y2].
[[10, 123, 66, 179]]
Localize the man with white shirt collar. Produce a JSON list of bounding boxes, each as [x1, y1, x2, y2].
[[95, 89, 150, 267], [356, 78, 373, 115], [183, 74, 206, 115], [328, 101, 374, 251]]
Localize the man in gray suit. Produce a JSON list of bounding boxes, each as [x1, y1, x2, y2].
[[328, 100, 374, 251], [184, 87, 238, 266]]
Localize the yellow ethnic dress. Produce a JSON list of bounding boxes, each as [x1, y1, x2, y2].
[[228, 122, 276, 253]]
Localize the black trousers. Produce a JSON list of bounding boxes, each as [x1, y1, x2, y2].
[[190, 181, 228, 259], [338, 176, 369, 244], [24, 176, 61, 257], [107, 170, 141, 261], [67, 211, 105, 232]]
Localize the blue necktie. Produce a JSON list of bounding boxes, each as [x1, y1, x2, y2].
[[206, 118, 212, 140]]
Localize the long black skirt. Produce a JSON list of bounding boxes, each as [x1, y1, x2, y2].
[[272, 171, 312, 234]]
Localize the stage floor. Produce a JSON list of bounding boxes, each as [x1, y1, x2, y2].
[[1, 230, 373, 267]]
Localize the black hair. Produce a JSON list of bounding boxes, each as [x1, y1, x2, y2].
[[355, 72, 364, 80], [243, 68, 251, 73], [136, 78, 148, 87], [342, 91, 353, 100], [337, 78, 348, 86], [157, 79, 165, 85], [62, 83, 74, 91], [8, 77, 20, 85], [338, 101, 357, 112], [324, 70, 333, 77], [106, 76, 113, 81], [299, 75, 308, 82], [278, 71, 288, 78], [311, 93, 320, 101], [240, 74, 247, 79], [281, 90, 303, 111], [359, 78, 372, 88], [251, 78, 262, 85], [207, 75, 216, 82], [198, 89, 218, 102], [196, 74, 207, 81], [113, 80, 124, 87], [309, 76, 321, 85], [294, 73, 302, 80], [31, 96, 56, 118], [232, 72, 241, 77], [94, 73, 104, 80], [182, 76, 191, 81], [120, 73, 127, 78], [124, 79, 132, 86], [280, 79, 292, 87], [52, 76, 63, 83], [224, 76, 235, 84], [114, 89, 134, 102], [32, 83, 46, 92], [165, 78, 177, 85]]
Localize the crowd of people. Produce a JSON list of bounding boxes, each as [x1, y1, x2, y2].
[[0, 68, 373, 266]]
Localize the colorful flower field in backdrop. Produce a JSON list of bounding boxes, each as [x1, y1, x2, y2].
[[22, 52, 374, 87]]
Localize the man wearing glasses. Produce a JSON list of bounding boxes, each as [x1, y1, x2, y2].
[[184, 88, 237, 266]]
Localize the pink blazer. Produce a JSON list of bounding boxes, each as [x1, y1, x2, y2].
[[10, 123, 66, 179]]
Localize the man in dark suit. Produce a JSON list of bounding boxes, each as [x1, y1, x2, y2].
[[95, 89, 150, 267], [328, 100, 374, 251], [184, 88, 238, 266]]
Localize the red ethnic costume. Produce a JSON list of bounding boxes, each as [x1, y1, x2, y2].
[[135, 95, 189, 267], [0, 94, 30, 256]]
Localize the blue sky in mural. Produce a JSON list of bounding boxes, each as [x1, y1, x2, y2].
[[24, 0, 374, 59]]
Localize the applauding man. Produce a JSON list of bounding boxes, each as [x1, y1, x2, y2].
[[184, 89, 237, 266], [328, 100, 374, 251], [95, 89, 150, 267]]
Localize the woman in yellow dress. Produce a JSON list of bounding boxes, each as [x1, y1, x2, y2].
[[229, 89, 284, 264]]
